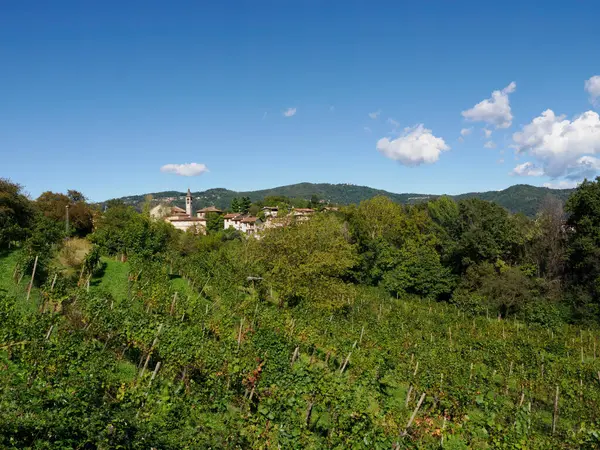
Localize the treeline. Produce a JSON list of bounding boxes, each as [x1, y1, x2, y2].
[[3, 177, 600, 325]]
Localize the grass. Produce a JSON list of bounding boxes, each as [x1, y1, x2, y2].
[[89, 257, 199, 302], [55, 238, 92, 277], [0, 250, 42, 313], [91, 257, 130, 301]]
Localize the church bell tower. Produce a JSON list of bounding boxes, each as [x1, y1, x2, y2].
[[186, 188, 192, 216]]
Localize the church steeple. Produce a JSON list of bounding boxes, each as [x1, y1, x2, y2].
[[186, 188, 192, 217]]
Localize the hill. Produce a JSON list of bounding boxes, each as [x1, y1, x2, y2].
[[109, 182, 575, 216], [2, 251, 599, 447]]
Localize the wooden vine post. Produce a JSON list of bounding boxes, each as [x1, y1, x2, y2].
[[552, 385, 559, 435], [401, 392, 426, 437], [339, 352, 351, 374], [26, 255, 38, 303]]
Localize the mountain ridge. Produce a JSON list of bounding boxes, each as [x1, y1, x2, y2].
[[108, 182, 575, 217]]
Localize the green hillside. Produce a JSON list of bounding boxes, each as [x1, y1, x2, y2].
[[108, 182, 574, 216]]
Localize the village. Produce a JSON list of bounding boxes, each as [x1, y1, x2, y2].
[[149, 188, 319, 236]]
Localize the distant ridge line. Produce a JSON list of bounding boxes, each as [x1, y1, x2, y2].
[[106, 182, 575, 217]]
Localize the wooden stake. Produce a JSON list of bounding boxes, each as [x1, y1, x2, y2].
[[139, 324, 163, 380], [552, 385, 559, 435], [170, 292, 178, 315], [403, 392, 426, 435], [305, 401, 314, 426], [339, 352, 351, 374], [45, 324, 54, 340], [359, 326, 365, 345], [291, 346, 299, 366], [50, 273, 57, 291], [150, 361, 161, 383], [26, 255, 38, 303], [441, 416, 446, 446], [518, 391, 525, 408], [237, 317, 244, 350], [469, 362, 474, 381], [405, 385, 413, 407], [413, 361, 419, 377]]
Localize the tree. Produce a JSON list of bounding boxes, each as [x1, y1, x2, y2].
[[380, 238, 455, 299], [0, 178, 35, 249], [451, 198, 525, 272], [91, 204, 175, 258], [36, 191, 94, 237], [206, 212, 224, 234], [142, 194, 154, 217], [453, 262, 538, 318], [250, 214, 357, 309], [231, 198, 240, 213], [565, 178, 600, 304], [240, 197, 252, 214], [529, 196, 566, 280]]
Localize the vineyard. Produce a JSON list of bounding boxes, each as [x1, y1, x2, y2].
[[2, 249, 600, 448], [3, 177, 600, 448]]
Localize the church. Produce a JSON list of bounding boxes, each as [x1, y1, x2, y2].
[[150, 189, 211, 234]]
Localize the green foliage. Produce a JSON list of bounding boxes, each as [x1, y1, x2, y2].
[[206, 212, 225, 234], [347, 197, 454, 299], [380, 238, 455, 299], [566, 177, 600, 306], [36, 190, 94, 237], [90, 204, 175, 258], [0, 178, 35, 249], [452, 263, 540, 318], [250, 213, 357, 308], [451, 198, 525, 272]]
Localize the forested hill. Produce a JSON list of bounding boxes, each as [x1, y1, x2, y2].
[[110, 183, 574, 216]]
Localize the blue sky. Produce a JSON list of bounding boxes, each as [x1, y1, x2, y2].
[[1, 1, 600, 201]]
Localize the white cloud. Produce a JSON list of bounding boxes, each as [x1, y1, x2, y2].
[[462, 82, 516, 128], [368, 110, 381, 119], [329, 105, 335, 112], [512, 109, 600, 177], [376, 124, 449, 166], [497, 158, 504, 164], [543, 180, 580, 189], [565, 156, 600, 180], [585, 76, 600, 105], [483, 128, 493, 138], [364, 126, 372, 133], [387, 118, 400, 128], [510, 162, 544, 177], [460, 127, 473, 137], [160, 163, 209, 177], [484, 141, 497, 149], [283, 107, 297, 117]]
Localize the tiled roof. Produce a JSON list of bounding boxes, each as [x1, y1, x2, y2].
[[167, 216, 206, 222], [241, 216, 259, 223], [197, 206, 222, 213], [223, 213, 238, 219]]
